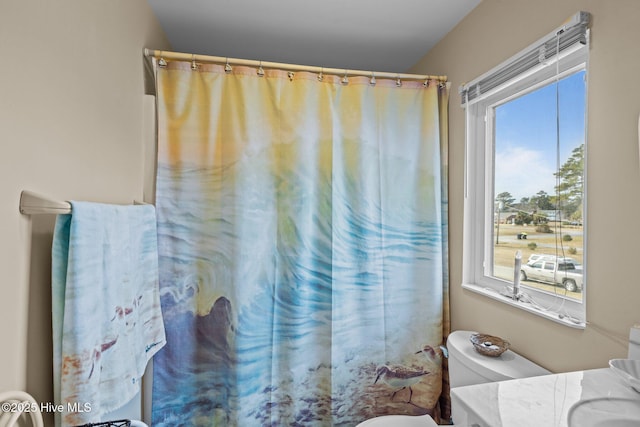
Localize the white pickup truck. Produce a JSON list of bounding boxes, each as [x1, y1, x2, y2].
[[520, 257, 583, 292]]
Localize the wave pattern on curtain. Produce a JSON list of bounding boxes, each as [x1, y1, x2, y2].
[[151, 62, 450, 426]]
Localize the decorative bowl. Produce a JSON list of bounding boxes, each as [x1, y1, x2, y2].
[[609, 358, 640, 392], [469, 333, 510, 357]]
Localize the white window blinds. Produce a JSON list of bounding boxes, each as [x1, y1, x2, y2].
[[460, 11, 590, 106]]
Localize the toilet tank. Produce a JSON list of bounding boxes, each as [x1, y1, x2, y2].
[[447, 330, 550, 389], [629, 326, 640, 360]]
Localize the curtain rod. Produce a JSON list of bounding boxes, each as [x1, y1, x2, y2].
[[144, 48, 447, 83]]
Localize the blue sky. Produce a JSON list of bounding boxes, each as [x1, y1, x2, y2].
[[494, 70, 586, 202]]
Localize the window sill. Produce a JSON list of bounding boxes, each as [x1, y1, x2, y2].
[[461, 283, 586, 329]]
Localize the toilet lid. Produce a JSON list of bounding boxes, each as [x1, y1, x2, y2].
[[447, 330, 550, 381]]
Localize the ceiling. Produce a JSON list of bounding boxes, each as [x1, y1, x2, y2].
[[147, 0, 480, 74]]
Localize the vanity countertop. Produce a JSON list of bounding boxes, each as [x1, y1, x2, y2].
[[450, 367, 640, 427]]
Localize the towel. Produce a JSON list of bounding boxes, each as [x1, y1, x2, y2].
[[52, 202, 166, 427]]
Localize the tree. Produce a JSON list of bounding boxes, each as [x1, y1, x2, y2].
[[518, 197, 532, 212], [495, 192, 515, 208], [555, 144, 584, 221], [514, 211, 533, 225], [531, 190, 555, 210]]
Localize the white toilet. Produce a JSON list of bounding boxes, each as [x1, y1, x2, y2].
[[357, 330, 550, 426], [447, 330, 550, 423], [356, 414, 438, 427]]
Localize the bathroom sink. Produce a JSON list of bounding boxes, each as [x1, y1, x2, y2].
[[568, 397, 640, 427], [610, 359, 640, 392]]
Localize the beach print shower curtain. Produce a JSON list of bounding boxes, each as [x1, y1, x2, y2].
[[151, 61, 450, 426]]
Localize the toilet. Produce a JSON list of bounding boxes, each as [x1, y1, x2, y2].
[[356, 414, 438, 427], [357, 330, 549, 426], [447, 330, 550, 422]]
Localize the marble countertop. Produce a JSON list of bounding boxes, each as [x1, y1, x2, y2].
[[450, 368, 640, 427]]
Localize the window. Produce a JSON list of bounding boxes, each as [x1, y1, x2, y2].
[[461, 12, 589, 327]]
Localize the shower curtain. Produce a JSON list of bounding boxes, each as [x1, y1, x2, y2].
[[151, 60, 450, 426]]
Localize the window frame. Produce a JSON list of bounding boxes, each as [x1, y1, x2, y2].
[[461, 40, 588, 328]]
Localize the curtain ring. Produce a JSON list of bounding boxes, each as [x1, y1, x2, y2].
[[158, 51, 167, 68]]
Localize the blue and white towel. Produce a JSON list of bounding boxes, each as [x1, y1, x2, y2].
[[52, 202, 166, 427]]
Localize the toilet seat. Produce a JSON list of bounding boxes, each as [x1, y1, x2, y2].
[[0, 390, 44, 427], [356, 414, 438, 426]]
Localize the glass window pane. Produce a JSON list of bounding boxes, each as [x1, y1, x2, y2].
[[492, 70, 586, 301]]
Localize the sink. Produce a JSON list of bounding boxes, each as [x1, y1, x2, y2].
[[568, 397, 640, 427], [610, 359, 640, 392]]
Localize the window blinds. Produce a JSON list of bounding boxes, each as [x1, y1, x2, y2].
[[460, 11, 590, 106]]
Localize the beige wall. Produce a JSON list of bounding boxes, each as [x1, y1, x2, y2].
[[3, 0, 639, 416], [411, 0, 640, 373], [0, 0, 170, 412]]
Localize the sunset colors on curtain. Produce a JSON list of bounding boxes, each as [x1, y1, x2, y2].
[[151, 61, 450, 426]]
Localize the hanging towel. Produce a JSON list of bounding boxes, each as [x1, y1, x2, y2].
[[52, 202, 166, 427]]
